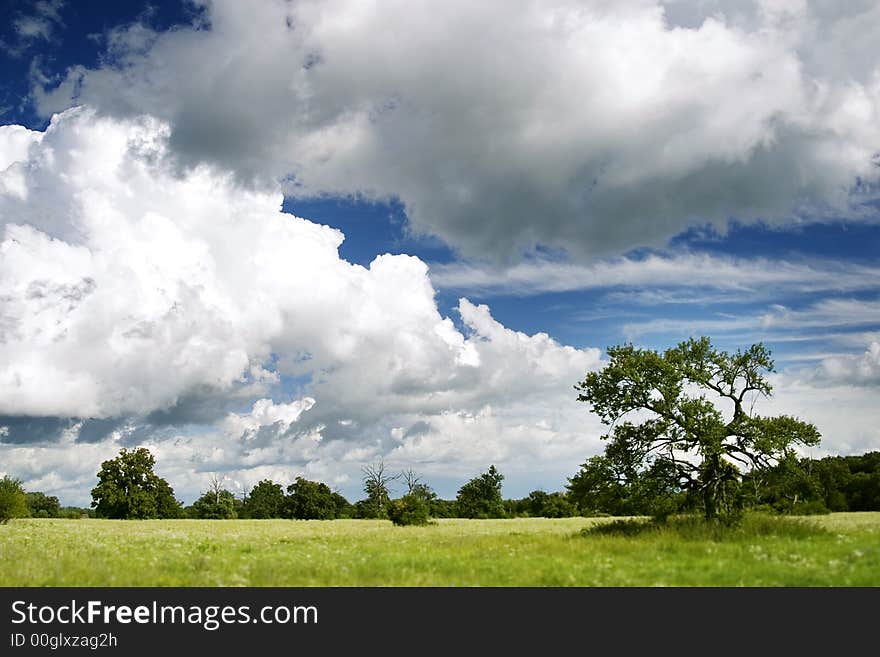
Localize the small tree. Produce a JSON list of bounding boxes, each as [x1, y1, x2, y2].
[[243, 479, 285, 519], [285, 477, 339, 520], [388, 494, 431, 526], [0, 475, 29, 524], [191, 474, 237, 519], [359, 461, 398, 519], [91, 448, 183, 519], [402, 469, 438, 505], [456, 465, 505, 518], [388, 469, 434, 526], [575, 337, 821, 522]]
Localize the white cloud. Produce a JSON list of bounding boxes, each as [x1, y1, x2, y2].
[[2, 0, 65, 56], [814, 341, 880, 386], [32, 0, 880, 260], [621, 298, 880, 340], [0, 107, 604, 503], [429, 253, 880, 297]]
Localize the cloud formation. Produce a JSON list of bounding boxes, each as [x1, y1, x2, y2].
[[429, 253, 880, 297], [0, 107, 603, 502], [815, 342, 880, 386], [32, 0, 880, 260]]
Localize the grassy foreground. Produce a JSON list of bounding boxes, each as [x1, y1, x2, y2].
[[0, 513, 877, 586]]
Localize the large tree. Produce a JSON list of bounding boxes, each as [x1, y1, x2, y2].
[[91, 448, 183, 519], [285, 477, 340, 520], [574, 337, 821, 521], [456, 465, 505, 518]]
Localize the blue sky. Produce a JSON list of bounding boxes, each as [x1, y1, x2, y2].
[[1, 1, 879, 505]]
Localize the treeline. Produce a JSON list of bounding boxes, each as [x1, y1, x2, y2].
[[2, 449, 879, 526], [0, 482, 94, 521], [744, 452, 880, 514], [182, 463, 514, 525]]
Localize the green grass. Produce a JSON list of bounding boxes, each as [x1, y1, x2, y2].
[[0, 513, 877, 586]]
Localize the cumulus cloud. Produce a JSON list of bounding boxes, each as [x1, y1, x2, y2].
[[31, 0, 880, 260], [0, 107, 603, 502], [814, 341, 880, 386]]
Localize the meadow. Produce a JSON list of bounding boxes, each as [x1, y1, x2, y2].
[[0, 513, 877, 586]]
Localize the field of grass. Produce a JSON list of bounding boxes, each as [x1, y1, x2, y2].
[[1, 513, 877, 586]]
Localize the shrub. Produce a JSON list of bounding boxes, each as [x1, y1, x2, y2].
[[388, 494, 431, 526]]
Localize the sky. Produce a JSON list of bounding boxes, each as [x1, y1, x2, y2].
[[1, 0, 879, 506]]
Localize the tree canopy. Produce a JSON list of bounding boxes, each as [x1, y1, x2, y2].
[[90, 448, 183, 519], [243, 479, 286, 519], [26, 491, 61, 518], [456, 465, 505, 518], [574, 337, 821, 521], [0, 475, 28, 524], [285, 477, 340, 520]]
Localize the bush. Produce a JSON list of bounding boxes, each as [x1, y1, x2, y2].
[[789, 499, 831, 516], [581, 518, 658, 537], [581, 513, 827, 541], [191, 489, 237, 519], [388, 494, 431, 526], [0, 476, 29, 524]]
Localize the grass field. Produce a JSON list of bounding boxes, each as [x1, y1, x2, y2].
[[1, 513, 877, 586]]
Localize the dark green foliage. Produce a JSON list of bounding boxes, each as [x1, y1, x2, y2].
[[0, 475, 29, 523], [330, 492, 353, 518], [582, 512, 827, 540], [243, 479, 285, 519], [403, 472, 437, 507], [568, 455, 639, 516], [388, 493, 431, 526], [90, 448, 183, 519], [26, 491, 61, 518], [540, 492, 579, 518], [567, 455, 686, 518], [285, 477, 339, 520], [191, 489, 237, 519], [155, 479, 186, 519], [574, 337, 821, 522], [503, 496, 530, 517], [427, 498, 458, 518], [512, 490, 579, 518], [746, 451, 880, 513], [387, 469, 436, 524], [57, 506, 94, 519], [819, 452, 880, 511], [456, 465, 506, 518], [582, 518, 657, 537]]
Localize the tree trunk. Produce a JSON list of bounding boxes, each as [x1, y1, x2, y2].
[[704, 484, 717, 521], [702, 456, 720, 521]]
